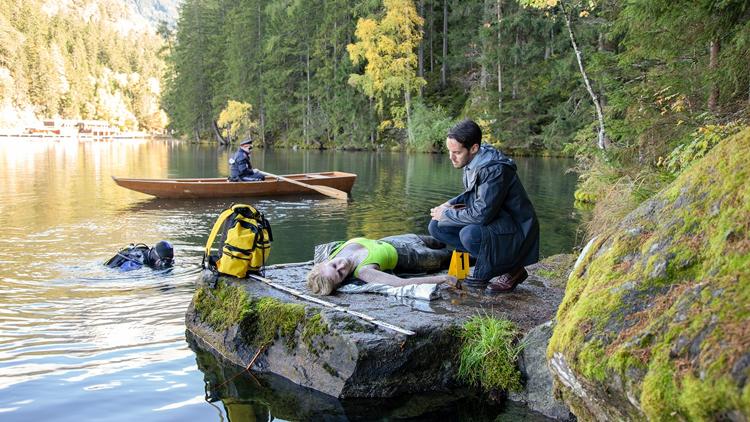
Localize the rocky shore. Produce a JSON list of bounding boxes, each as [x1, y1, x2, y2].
[[185, 256, 575, 419]]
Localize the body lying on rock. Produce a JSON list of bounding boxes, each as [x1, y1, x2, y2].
[[306, 233, 456, 300]]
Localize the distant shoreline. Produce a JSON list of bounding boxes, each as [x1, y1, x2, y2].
[[0, 132, 172, 141]]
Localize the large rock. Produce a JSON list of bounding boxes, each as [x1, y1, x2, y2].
[[548, 129, 750, 420], [185, 258, 569, 408], [511, 321, 574, 420]]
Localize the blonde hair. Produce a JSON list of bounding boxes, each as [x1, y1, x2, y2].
[[306, 263, 336, 295]]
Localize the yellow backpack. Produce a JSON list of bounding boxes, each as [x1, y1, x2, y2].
[[203, 203, 272, 278]]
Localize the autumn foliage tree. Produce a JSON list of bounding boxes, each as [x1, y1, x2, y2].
[[217, 100, 257, 144], [347, 0, 426, 143]]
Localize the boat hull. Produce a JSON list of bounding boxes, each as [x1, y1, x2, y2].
[[112, 172, 356, 199]]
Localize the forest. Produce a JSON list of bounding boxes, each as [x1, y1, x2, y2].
[[0, 0, 166, 131], [163, 0, 749, 152]]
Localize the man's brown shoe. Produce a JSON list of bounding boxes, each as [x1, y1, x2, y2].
[[486, 267, 528, 294]]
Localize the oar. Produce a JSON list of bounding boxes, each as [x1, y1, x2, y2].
[[258, 170, 349, 200]]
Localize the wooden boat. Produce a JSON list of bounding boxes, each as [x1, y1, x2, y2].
[[112, 171, 356, 199]]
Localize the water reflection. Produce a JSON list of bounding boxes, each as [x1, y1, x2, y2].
[[189, 333, 551, 422]]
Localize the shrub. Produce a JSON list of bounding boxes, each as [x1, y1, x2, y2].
[[408, 99, 455, 152]]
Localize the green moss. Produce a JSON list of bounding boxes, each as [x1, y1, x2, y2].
[[457, 315, 524, 392], [679, 374, 742, 420], [549, 128, 750, 419], [302, 313, 331, 355], [640, 354, 681, 420], [533, 254, 577, 286], [322, 362, 339, 377], [339, 316, 369, 333], [193, 283, 308, 350], [609, 347, 647, 376], [535, 268, 557, 279], [578, 341, 607, 381], [253, 297, 305, 349], [194, 282, 251, 331]]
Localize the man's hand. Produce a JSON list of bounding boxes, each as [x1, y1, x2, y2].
[[430, 202, 464, 221], [430, 204, 447, 220]]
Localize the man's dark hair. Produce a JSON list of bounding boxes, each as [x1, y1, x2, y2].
[[447, 119, 482, 149]]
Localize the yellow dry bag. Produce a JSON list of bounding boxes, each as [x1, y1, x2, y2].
[[203, 203, 272, 278]]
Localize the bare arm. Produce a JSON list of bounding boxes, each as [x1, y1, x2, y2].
[[357, 265, 455, 287]]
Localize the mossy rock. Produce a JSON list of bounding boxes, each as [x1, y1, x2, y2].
[[549, 129, 750, 420], [193, 281, 306, 349]]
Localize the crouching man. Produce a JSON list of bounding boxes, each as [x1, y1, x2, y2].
[[428, 119, 539, 293]]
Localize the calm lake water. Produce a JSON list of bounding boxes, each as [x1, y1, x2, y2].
[[0, 139, 584, 421]]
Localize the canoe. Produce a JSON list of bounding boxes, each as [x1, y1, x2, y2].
[[112, 171, 356, 199]]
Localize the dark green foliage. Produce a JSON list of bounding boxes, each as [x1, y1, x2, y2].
[[160, 0, 747, 174], [162, 0, 597, 148], [408, 99, 455, 151]]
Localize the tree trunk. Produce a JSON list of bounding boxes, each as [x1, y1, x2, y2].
[[429, 0, 434, 73], [212, 120, 228, 145], [708, 39, 720, 113], [419, 0, 425, 84], [497, 0, 502, 112], [333, 20, 338, 145], [480, 0, 489, 90], [333, 20, 337, 79], [550, 26, 554, 56], [405, 90, 413, 145], [560, 1, 609, 150], [441, 0, 447, 87], [305, 46, 311, 145], [512, 27, 519, 100], [257, 2, 267, 147]]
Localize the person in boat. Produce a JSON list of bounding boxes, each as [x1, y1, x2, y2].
[[306, 233, 455, 297], [229, 138, 265, 182], [104, 241, 174, 272], [428, 119, 540, 293]]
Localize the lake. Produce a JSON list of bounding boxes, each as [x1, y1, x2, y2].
[[0, 139, 584, 421]]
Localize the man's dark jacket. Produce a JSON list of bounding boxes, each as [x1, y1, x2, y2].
[[229, 148, 253, 180], [441, 145, 540, 279]]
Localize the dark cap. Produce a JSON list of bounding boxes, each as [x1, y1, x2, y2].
[[240, 138, 253, 146], [154, 240, 174, 259]]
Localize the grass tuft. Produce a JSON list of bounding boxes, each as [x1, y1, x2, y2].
[[457, 315, 524, 392]]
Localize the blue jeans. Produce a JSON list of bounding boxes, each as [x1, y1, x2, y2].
[[428, 220, 482, 257]]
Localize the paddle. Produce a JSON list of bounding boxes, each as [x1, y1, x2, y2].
[[258, 170, 349, 200]]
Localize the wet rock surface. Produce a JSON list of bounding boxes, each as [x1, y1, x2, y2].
[[185, 256, 572, 415]]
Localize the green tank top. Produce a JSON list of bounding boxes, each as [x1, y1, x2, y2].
[[329, 237, 398, 278]]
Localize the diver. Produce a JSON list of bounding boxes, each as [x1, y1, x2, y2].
[[105, 241, 174, 272]]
